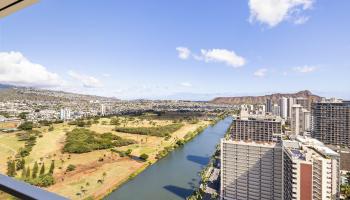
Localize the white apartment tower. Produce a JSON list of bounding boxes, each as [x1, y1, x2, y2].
[[60, 108, 71, 120], [272, 104, 281, 117], [279, 97, 288, 119], [291, 104, 311, 136], [101, 104, 106, 116], [288, 97, 295, 120]]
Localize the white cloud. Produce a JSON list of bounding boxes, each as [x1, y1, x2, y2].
[[176, 47, 245, 68], [102, 73, 111, 77], [294, 16, 309, 24], [293, 65, 316, 73], [68, 70, 102, 88], [176, 47, 191, 60], [254, 68, 268, 77], [248, 0, 314, 27], [180, 82, 192, 87], [0, 51, 63, 87], [197, 49, 245, 68]]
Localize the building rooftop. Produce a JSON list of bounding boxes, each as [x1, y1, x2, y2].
[[284, 136, 339, 160], [290, 149, 306, 161], [222, 139, 280, 148]]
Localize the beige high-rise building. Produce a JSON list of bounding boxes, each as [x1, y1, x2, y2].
[[311, 100, 350, 146], [229, 118, 282, 142], [220, 140, 283, 200]]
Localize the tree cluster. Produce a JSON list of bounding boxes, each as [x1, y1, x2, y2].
[[115, 123, 183, 137], [18, 121, 33, 131], [7, 159, 55, 187], [341, 172, 350, 199], [16, 130, 41, 157], [63, 129, 136, 153]]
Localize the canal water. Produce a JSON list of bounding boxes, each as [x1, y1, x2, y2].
[[104, 117, 232, 200]]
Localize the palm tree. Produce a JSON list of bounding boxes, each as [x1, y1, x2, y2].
[[102, 172, 107, 181], [21, 167, 26, 179], [76, 192, 81, 199]]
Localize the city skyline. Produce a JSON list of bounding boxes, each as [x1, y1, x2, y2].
[[0, 0, 350, 100]]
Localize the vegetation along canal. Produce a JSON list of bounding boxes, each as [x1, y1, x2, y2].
[[105, 117, 233, 200]]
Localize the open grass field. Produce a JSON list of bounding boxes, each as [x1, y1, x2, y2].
[[0, 121, 20, 129], [0, 133, 25, 172], [0, 115, 212, 199]]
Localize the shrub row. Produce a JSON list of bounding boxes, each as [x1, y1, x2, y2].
[[115, 123, 183, 137]]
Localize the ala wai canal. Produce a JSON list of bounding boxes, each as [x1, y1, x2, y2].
[[104, 117, 232, 200]]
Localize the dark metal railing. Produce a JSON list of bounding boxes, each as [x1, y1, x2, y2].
[[0, 174, 69, 200]]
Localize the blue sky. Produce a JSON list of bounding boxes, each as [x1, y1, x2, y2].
[[0, 0, 349, 100]]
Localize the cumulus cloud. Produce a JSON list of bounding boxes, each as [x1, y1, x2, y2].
[[248, 0, 314, 27], [180, 82, 192, 87], [0, 51, 63, 87], [176, 47, 191, 60], [254, 68, 268, 77], [176, 47, 245, 68], [68, 70, 102, 88], [293, 65, 316, 73], [198, 49, 246, 68]]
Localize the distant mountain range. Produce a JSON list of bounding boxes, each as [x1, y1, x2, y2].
[[0, 84, 324, 104], [210, 90, 323, 105], [0, 84, 118, 102]]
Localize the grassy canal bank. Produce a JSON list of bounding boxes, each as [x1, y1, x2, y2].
[[0, 111, 225, 200]]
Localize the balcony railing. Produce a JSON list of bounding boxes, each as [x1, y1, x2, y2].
[[0, 174, 68, 200]]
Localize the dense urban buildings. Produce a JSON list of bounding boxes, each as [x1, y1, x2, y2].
[[220, 140, 283, 200], [311, 99, 350, 146], [229, 118, 282, 142], [220, 136, 340, 200], [221, 105, 342, 200]]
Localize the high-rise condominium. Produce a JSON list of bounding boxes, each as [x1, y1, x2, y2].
[[60, 108, 71, 120], [220, 136, 340, 200], [220, 140, 283, 200], [266, 99, 272, 113], [101, 104, 106, 116], [311, 100, 350, 146], [291, 104, 311, 136], [279, 97, 288, 119], [283, 137, 340, 200], [272, 104, 281, 117], [229, 118, 282, 142], [287, 97, 295, 120]]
